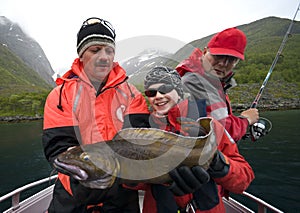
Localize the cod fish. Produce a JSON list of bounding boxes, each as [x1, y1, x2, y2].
[[54, 117, 218, 188]]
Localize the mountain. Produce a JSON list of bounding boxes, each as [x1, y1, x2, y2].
[[121, 49, 175, 88], [122, 16, 300, 109], [0, 16, 55, 117], [0, 16, 55, 87], [0, 16, 299, 117], [124, 17, 300, 83], [0, 44, 51, 95], [172, 17, 300, 85]]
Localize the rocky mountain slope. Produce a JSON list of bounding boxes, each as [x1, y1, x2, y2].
[[0, 16, 55, 86]]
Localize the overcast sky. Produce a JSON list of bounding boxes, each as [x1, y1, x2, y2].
[[1, 0, 299, 73]]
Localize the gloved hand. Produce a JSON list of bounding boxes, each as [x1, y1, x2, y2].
[[176, 117, 207, 137], [208, 150, 230, 178], [168, 166, 210, 196], [79, 174, 116, 189], [250, 120, 266, 141]]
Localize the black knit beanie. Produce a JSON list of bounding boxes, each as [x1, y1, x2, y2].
[[144, 66, 184, 98], [77, 17, 116, 57]]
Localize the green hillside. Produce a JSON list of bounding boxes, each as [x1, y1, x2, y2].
[[1, 16, 299, 118], [168, 17, 300, 109], [237, 17, 300, 84], [0, 45, 52, 117], [173, 17, 300, 83]]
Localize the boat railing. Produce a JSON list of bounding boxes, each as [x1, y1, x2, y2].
[[242, 191, 284, 213], [0, 175, 284, 213], [0, 175, 58, 212]]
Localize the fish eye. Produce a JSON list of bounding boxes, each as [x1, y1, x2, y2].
[[80, 152, 90, 161]]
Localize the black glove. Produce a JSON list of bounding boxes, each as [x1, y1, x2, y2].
[[176, 117, 207, 137], [168, 166, 210, 196], [207, 150, 230, 178]]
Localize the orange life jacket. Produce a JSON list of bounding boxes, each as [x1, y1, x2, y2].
[[43, 58, 149, 195]]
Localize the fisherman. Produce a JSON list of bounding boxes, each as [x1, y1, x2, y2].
[[42, 17, 150, 212], [176, 27, 260, 142], [133, 66, 255, 213]]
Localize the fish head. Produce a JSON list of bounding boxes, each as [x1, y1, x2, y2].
[[53, 145, 119, 182]]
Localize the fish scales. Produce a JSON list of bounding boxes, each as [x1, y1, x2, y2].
[[54, 117, 217, 187]]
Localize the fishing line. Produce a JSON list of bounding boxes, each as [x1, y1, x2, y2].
[[251, 2, 300, 108], [245, 2, 300, 141]]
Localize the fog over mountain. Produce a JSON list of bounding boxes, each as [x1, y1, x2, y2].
[[0, 16, 55, 86]]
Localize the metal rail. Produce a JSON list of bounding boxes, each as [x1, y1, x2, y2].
[[242, 191, 284, 213], [0, 175, 58, 211], [1, 175, 284, 213]]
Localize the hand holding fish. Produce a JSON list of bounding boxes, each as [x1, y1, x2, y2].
[[168, 150, 230, 196], [207, 150, 230, 178], [53, 117, 219, 188], [168, 165, 210, 196]]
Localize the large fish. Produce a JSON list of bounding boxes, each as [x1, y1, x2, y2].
[[53, 117, 219, 188]]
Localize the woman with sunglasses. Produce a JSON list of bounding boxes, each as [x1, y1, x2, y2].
[[136, 66, 254, 213], [42, 17, 150, 213], [144, 66, 207, 136], [176, 27, 260, 143]]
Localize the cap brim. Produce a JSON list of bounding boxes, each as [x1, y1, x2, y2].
[[209, 47, 244, 60]]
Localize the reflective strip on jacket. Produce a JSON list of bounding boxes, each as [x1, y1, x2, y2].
[[43, 58, 149, 195]]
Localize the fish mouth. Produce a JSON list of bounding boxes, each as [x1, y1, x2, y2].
[[53, 158, 88, 181]]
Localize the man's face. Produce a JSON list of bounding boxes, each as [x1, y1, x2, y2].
[[80, 45, 115, 83], [202, 48, 239, 79]]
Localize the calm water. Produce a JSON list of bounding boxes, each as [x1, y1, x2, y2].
[[0, 110, 299, 212], [233, 110, 300, 212]]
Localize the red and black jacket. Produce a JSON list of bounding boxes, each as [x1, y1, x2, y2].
[[42, 58, 149, 198], [176, 48, 249, 142]]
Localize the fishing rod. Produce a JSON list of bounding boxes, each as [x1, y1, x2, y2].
[[251, 2, 300, 108], [246, 2, 300, 141]]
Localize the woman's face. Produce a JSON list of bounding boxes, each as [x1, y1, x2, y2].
[[146, 83, 180, 117]]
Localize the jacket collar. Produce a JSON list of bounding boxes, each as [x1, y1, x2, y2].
[[55, 58, 127, 89]]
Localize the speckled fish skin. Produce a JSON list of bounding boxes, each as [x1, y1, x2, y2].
[[54, 117, 218, 187]]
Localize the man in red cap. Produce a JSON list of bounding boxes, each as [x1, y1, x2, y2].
[[176, 27, 259, 142]]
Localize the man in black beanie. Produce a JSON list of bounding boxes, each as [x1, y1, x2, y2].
[[42, 17, 150, 213]]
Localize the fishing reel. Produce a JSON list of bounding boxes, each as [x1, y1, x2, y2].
[[243, 117, 272, 142]]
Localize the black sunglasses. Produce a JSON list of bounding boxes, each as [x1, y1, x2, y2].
[[210, 53, 240, 66], [144, 84, 174, 97]]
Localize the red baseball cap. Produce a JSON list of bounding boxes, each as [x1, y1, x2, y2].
[[207, 27, 247, 60]]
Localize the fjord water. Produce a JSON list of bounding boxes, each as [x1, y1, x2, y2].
[[0, 120, 53, 212], [0, 110, 299, 212], [232, 109, 300, 212]]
